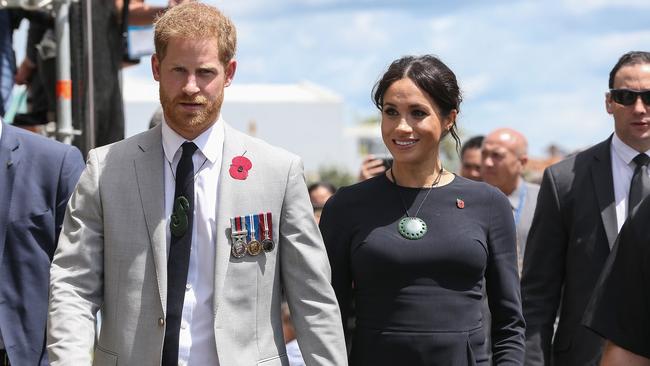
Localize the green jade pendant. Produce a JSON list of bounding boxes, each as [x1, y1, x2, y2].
[[398, 216, 427, 240], [170, 196, 190, 237]]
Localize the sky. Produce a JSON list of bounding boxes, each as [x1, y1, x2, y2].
[[13, 0, 650, 157], [131, 0, 650, 157]]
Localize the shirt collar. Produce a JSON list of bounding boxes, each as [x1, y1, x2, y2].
[[611, 132, 650, 167], [161, 115, 225, 164]]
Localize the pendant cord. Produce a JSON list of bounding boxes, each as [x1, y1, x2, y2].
[[390, 166, 444, 218], [166, 155, 209, 194]]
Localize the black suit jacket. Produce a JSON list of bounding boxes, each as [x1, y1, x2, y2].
[[0, 124, 84, 365], [521, 137, 617, 366]]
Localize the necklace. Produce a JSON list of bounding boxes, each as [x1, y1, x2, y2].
[[391, 167, 444, 240], [166, 151, 209, 237], [166, 156, 209, 185]]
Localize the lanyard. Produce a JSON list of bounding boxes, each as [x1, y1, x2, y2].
[[513, 182, 528, 226]]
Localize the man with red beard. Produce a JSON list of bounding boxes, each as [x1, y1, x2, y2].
[[46, 3, 347, 366]]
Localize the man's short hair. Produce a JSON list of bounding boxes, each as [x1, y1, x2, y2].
[[154, 2, 237, 65], [609, 51, 650, 88], [308, 182, 337, 195], [461, 135, 484, 157]]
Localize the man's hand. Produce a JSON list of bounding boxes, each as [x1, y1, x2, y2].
[[14, 58, 36, 85]]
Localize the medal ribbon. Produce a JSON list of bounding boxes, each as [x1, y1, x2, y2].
[[245, 215, 253, 242], [252, 214, 260, 241], [246, 214, 259, 241], [265, 212, 273, 239], [234, 216, 243, 235]]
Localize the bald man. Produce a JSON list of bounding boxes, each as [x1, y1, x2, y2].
[[481, 128, 540, 272]]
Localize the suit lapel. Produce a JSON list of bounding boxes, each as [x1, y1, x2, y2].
[[590, 136, 617, 249], [0, 126, 20, 265], [213, 124, 244, 313], [134, 126, 168, 308]]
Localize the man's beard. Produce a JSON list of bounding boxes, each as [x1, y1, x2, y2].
[[159, 88, 222, 133]]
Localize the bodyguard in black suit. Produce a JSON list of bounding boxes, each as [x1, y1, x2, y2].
[[0, 122, 84, 365], [522, 51, 650, 365], [583, 196, 650, 366]]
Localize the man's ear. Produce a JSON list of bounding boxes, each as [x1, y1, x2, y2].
[[224, 59, 237, 87], [605, 93, 614, 115], [152, 53, 161, 81], [519, 154, 529, 168]]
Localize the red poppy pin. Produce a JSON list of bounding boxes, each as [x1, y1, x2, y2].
[[229, 153, 252, 180], [456, 198, 465, 209]]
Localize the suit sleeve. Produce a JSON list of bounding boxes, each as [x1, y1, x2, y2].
[[521, 167, 568, 366], [278, 157, 348, 366], [584, 199, 650, 359], [485, 188, 526, 365], [319, 188, 353, 344], [48, 149, 104, 366], [54, 145, 84, 246]]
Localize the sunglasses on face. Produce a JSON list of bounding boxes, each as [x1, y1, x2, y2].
[[609, 89, 650, 106]]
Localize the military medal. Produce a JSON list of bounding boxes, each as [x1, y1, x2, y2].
[[230, 217, 248, 258], [390, 167, 444, 241], [259, 212, 275, 252], [170, 196, 190, 237], [246, 214, 262, 256]]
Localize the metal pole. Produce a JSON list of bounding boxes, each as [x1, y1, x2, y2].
[[53, 0, 79, 143], [83, 0, 94, 151]]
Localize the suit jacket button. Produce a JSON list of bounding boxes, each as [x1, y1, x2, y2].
[[159, 317, 165, 326]]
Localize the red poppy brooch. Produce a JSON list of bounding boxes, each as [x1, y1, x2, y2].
[[229, 154, 252, 180], [456, 198, 465, 209]]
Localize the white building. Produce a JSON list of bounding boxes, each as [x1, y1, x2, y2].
[[123, 78, 357, 175]]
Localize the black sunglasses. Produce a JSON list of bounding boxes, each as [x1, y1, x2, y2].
[[609, 89, 650, 106]]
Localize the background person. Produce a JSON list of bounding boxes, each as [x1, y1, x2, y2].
[[0, 119, 84, 366], [459, 135, 483, 181], [481, 128, 539, 272], [522, 51, 650, 366], [47, 3, 346, 365], [320, 54, 524, 365], [583, 196, 650, 366], [308, 181, 336, 223]]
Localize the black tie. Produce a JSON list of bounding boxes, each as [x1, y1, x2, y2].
[[628, 153, 650, 216], [162, 142, 197, 365]]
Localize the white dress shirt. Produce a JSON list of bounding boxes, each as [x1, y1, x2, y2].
[[611, 132, 650, 232], [162, 118, 224, 366]]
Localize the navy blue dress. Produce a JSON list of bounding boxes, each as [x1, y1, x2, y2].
[[320, 174, 525, 365]]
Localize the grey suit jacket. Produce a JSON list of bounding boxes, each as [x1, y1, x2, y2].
[[521, 137, 616, 366], [507, 178, 540, 271], [47, 123, 347, 366]]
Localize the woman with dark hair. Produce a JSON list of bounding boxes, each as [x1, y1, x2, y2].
[[320, 55, 525, 365]]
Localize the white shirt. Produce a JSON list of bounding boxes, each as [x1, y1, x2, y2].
[[611, 132, 650, 232], [162, 118, 224, 366]]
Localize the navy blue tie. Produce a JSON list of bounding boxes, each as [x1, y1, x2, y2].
[[162, 142, 197, 365]]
